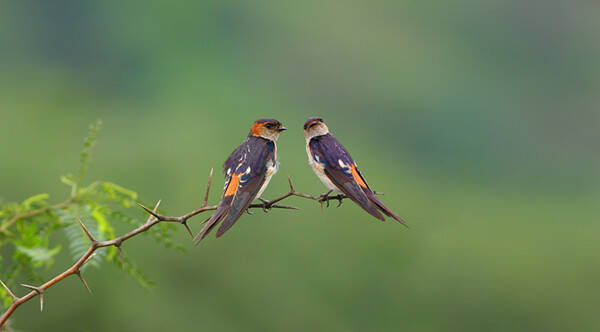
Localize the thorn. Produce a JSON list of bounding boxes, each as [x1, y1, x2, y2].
[[21, 284, 43, 311], [77, 218, 97, 244], [270, 204, 300, 210], [287, 175, 295, 192], [146, 200, 162, 223], [137, 203, 162, 220], [246, 209, 254, 215], [83, 252, 96, 265], [0, 280, 17, 300], [116, 245, 125, 271], [373, 191, 384, 196], [203, 168, 214, 207], [75, 270, 92, 294], [154, 200, 162, 210], [181, 220, 194, 238]]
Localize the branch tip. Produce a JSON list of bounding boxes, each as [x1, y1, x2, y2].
[[83, 252, 96, 265], [287, 175, 295, 192]]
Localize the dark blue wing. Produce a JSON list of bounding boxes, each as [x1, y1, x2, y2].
[[195, 137, 275, 243], [309, 134, 384, 221]]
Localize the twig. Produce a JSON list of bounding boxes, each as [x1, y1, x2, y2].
[[0, 181, 101, 235], [0, 197, 75, 235]]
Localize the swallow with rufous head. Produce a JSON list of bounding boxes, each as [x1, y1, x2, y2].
[[194, 119, 287, 243]]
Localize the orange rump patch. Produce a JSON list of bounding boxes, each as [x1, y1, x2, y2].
[[225, 173, 240, 196], [350, 165, 367, 188]]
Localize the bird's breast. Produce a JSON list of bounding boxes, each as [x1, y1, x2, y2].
[[306, 141, 340, 192], [257, 157, 278, 198]]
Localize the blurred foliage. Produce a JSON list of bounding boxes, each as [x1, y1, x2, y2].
[[0, 121, 180, 313], [0, 0, 599, 331]]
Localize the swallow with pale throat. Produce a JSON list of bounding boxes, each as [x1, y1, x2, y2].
[[194, 119, 287, 243], [303, 117, 406, 224]]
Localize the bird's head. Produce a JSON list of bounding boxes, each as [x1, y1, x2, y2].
[[303, 117, 329, 140], [250, 118, 287, 141]]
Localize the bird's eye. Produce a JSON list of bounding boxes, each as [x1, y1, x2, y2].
[[265, 123, 274, 129]]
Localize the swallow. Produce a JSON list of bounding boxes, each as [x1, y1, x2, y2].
[[303, 117, 405, 224], [194, 119, 287, 243]]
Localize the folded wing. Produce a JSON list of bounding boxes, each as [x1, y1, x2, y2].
[[309, 135, 385, 221], [194, 137, 274, 243]]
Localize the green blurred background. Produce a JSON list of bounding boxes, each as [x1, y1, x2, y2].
[[1, 1, 599, 331]]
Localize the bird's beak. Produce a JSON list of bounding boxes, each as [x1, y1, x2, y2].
[[277, 127, 287, 132]]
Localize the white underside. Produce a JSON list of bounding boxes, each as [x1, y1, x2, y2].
[[257, 164, 276, 198], [306, 142, 341, 193], [257, 144, 278, 198]]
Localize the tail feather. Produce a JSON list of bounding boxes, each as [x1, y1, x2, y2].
[[216, 192, 251, 237], [337, 182, 385, 221], [216, 175, 265, 237], [356, 197, 386, 221], [194, 203, 230, 244], [365, 190, 407, 226]]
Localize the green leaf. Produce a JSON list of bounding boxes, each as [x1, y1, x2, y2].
[[113, 255, 155, 289], [147, 223, 187, 253], [99, 182, 138, 207], [60, 174, 76, 186], [0, 286, 13, 309], [16, 221, 39, 245], [77, 119, 102, 187], [91, 205, 115, 240], [22, 193, 49, 210], [16, 245, 61, 268], [107, 210, 139, 226], [61, 210, 107, 271]]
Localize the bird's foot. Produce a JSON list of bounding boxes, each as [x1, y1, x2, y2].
[[258, 198, 271, 213], [318, 190, 334, 208], [334, 194, 344, 207]]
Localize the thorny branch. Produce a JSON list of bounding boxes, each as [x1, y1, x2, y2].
[[0, 200, 162, 329], [0, 169, 372, 328]]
